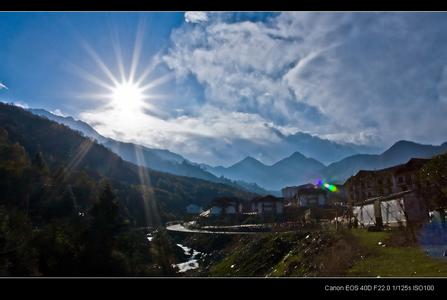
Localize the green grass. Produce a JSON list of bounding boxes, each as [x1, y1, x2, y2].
[[347, 229, 447, 277], [208, 232, 309, 277]]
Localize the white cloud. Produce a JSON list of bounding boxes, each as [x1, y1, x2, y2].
[[0, 82, 8, 90], [81, 12, 447, 166], [163, 12, 447, 149], [184, 12, 209, 24], [51, 109, 66, 117]]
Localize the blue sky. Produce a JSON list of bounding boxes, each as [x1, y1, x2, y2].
[[1, 12, 447, 166], [0, 12, 184, 113]]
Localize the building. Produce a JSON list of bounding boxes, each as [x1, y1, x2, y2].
[[282, 186, 304, 203], [283, 183, 331, 207], [344, 158, 429, 203], [251, 195, 284, 214], [294, 184, 328, 207], [207, 197, 240, 216], [345, 158, 430, 225]]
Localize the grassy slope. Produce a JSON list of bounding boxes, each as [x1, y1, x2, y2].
[[204, 228, 447, 277], [347, 229, 447, 277]]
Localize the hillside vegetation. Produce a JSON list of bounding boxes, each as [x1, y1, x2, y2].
[[180, 228, 447, 277], [0, 102, 252, 276], [0, 103, 253, 219]]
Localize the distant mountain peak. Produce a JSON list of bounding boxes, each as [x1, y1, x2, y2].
[[383, 140, 428, 156], [390, 140, 418, 147], [237, 156, 264, 166], [288, 151, 307, 159], [244, 155, 258, 161]]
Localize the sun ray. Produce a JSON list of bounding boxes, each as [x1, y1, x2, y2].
[[129, 18, 147, 83], [64, 139, 95, 176], [74, 92, 116, 100], [67, 62, 115, 91], [71, 19, 174, 157], [134, 57, 159, 86], [141, 93, 171, 101], [133, 144, 162, 227], [111, 28, 127, 83], [81, 40, 120, 87], [140, 73, 175, 92]]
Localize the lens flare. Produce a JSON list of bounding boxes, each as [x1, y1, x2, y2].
[[317, 180, 338, 192]]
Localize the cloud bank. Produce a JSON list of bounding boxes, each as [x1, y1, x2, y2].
[[184, 12, 209, 24], [82, 13, 447, 166]]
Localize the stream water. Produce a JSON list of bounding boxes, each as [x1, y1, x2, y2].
[[174, 244, 202, 273], [146, 233, 203, 273]]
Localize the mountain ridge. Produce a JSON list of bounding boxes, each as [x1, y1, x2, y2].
[[28, 108, 273, 195], [206, 150, 326, 191], [27, 107, 447, 192], [321, 139, 447, 183], [1, 102, 255, 217]]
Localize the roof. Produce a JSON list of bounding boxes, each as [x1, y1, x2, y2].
[[349, 158, 430, 180], [353, 190, 415, 206], [211, 197, 240, 207], [286, 183, 327, 195], [282, 183, 315, 191], [251, 195, 284, 203]]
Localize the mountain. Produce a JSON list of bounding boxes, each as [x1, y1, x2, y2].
[[270, 151, 325, 186], [28, 108, 271, 194], [207, 139, 447, 191], [29, 108, 185, 163], [28, 108, 447, 192], [321, 140, 447, 183], [207, 152, 325, 191], [29, 108, 106, 143], [280, 131, 381, 165], [1, 103, 254, 217]]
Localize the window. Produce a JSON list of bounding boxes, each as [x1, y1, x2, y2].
[[398, 177, 403, 183]]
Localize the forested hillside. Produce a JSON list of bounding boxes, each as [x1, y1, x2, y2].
[[0, 103, 252, 276]]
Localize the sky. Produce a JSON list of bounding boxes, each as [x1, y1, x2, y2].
[[1, 12, 447, 166]]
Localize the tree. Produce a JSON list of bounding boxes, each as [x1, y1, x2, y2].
[[0, 207, 40, 275], [81, 182, 127, 275], [419, 153, 447, 227], [31, 152, 49, 173]]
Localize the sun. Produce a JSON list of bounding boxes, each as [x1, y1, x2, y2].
[[71, 20, 173, 133], [111, 81, 145, 112]]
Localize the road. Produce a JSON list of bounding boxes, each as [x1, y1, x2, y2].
[[166, 223, 266, 235]]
